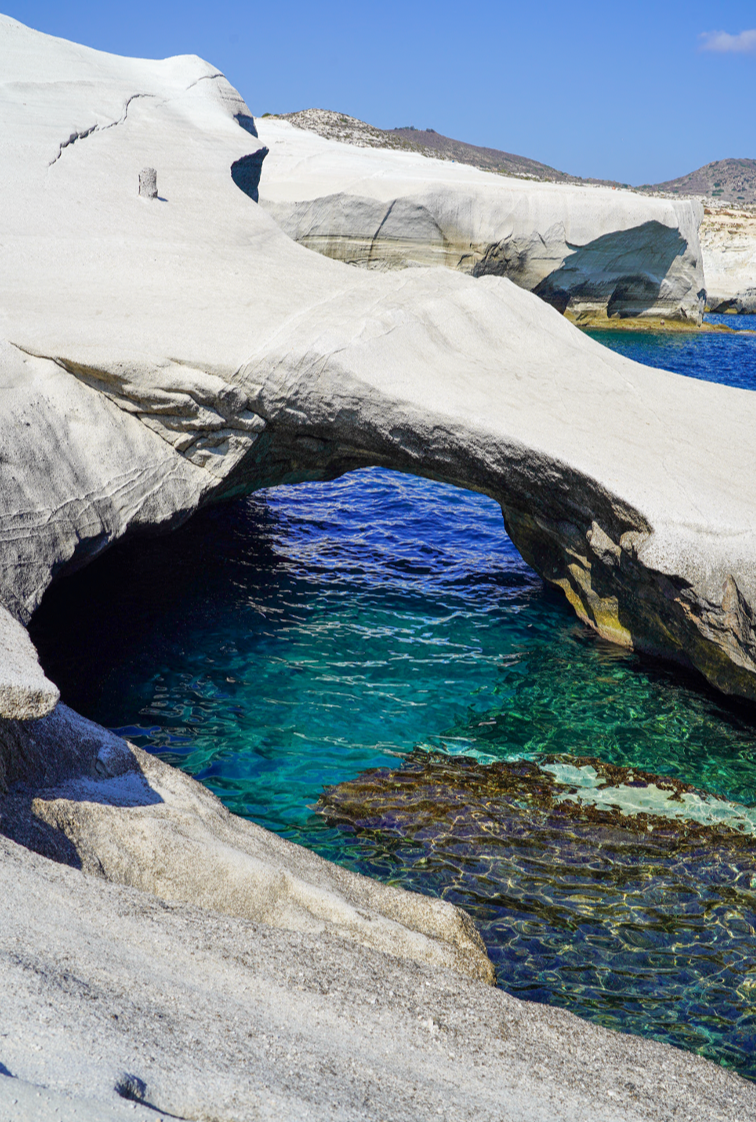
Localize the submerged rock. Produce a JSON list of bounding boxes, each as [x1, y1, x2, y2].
[[317, 750, 756, 1068], [317, 749, 756, 847]]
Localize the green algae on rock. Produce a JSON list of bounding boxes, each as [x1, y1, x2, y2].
[[317, 750, 756, 847]]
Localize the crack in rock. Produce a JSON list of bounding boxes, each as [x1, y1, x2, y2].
[[48, 92, 157, 166]]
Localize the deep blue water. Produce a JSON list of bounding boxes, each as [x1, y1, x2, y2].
[[584, 314, 756, 391], [30, 323, 756, 1080], [705, 312, 756, 332]]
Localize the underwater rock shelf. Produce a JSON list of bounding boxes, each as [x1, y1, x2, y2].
[[319, 751, 756, 1074]]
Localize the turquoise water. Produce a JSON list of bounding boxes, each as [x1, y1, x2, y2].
[[30, 325, 756, 1079]]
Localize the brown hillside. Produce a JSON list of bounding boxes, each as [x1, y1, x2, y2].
[[644, 159, 756, 204], [271, 110, 753, 202]]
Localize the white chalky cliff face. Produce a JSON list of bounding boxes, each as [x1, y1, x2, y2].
[[701, 205, 756, 313], [255, 113, 705, 323]]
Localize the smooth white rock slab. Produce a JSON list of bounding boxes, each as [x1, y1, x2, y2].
[[1, 829, 755, 1122], [1, 11, 755, 694], [255, 114, 705, 321]]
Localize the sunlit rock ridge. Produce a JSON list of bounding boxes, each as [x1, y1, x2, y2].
[[1, 13, 756, 1118], [255, 110, 705, 324], [1, 15, 755, 704]]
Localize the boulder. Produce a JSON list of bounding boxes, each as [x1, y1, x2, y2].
[[0, 605, 58, 724], [0, 704, 492, 982], [255, 112, 705, 323]]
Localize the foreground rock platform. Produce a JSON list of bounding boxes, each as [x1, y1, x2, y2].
[[2, 829, 756, 1122], [0, 705, 492, 983]]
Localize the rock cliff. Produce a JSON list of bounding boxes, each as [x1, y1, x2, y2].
[[701, 204, 756, 313], [255, 113, 705, 323], [2, 13, 756, 1116]]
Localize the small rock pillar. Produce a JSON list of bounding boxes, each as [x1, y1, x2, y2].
[[139, 168, 158, 199]]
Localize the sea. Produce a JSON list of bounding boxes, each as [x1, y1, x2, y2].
[[30, 312, 756, 1080]]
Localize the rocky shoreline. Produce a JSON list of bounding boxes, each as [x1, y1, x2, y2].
[[2, 12, 756, 1118]]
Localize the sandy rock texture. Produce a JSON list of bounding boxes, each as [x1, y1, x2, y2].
[[2, 828, 756, 1122], [255, 113, 705, 323], [0, 605, 58, 722], [701, 205, 756, 313], [0, 704, 491, 983]]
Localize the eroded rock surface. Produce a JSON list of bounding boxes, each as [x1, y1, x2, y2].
[[0, 605, 58, 722], [701, 204, 756, 313], [255, 115, 705, 323], [3, 828, 756, 1122], [0, 14, 755, 696], [0, 705, 491, 981]]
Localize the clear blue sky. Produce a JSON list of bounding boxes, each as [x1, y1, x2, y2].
[[5, 1, 756, 183]]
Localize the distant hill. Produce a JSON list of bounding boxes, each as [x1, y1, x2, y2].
[[385, 124, 578, 183], [270, 110, 753, 203], [273, 109, 583, 183], [643, 159, 756, 205]]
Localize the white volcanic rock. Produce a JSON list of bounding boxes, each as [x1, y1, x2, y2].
[[1, 12, 756, 1114], [255, 114, 705, 322], [0, 13, 755, 694], [3, 832, 755, 1122], [701, 205, 756, 312], [0, 604, 58, 721], [0, 704, 492, 981]]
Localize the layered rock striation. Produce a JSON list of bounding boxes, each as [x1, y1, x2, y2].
[[701, 204, 756, 313], [1, 13, 755, 705], [255, 113, 705, 323]]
